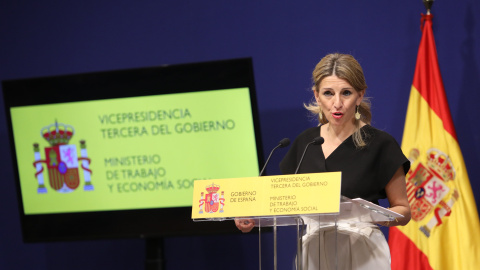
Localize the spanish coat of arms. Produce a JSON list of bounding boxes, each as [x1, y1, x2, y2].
[[198, 183, 225, 214], [33, 121, 93, 193], [406, 148, 458, 237]]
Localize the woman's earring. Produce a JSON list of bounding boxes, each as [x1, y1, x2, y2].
[[355, 106, 361, 120], [319, 111, 323, 121]]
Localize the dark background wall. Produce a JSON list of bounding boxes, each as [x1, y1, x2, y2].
[[1, 1, 479, 269]]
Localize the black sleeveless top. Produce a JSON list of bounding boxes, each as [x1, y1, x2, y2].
[[279, 125, 410, 204]]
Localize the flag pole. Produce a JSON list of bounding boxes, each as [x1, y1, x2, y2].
[[423, 0, 434, 15]]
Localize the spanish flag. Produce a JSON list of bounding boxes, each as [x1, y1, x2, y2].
[[388, 13, 480, 270]]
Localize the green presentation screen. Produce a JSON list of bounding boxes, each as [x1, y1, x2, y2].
[[11, 88, 258, 214], [3, 58, 263, 241]]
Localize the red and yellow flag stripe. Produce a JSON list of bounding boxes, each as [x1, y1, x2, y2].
[[389, 14, 480, 270]]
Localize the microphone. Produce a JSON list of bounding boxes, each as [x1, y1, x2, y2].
[[259, 138, 290, 176], [294, 136, 324, 174]]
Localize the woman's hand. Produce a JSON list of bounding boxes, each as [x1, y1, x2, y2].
[[235, 218, 256, 233], [380, 166, 412, 227]]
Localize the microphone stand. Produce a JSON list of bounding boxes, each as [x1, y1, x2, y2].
[[259, 138, 290, 176], [257, 138, 289, 270], [294, 137, 324, 174], [293, 136, 324, 270]]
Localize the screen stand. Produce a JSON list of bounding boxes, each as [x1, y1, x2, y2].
[[145, 237, 165, 270]]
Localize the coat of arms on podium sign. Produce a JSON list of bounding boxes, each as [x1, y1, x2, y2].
[[406, 148, 459, 237], [198, 183, 225, 214], [32, 121, 94, 193]]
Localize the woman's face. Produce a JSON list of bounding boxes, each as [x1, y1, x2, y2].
[[314, 75, 365, 127]]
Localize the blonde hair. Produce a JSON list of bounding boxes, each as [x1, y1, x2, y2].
[[304, 53, 372, 147]]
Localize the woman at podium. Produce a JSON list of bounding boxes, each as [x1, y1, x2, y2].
[[236, 53, 411, 269]]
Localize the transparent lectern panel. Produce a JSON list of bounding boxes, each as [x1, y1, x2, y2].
[[246, 196, 403, 227]]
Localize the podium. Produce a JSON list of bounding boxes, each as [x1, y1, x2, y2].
[[192, 173, 402, 270]]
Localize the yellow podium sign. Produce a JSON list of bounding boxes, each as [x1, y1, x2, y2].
[[191, 172, 341, 219]]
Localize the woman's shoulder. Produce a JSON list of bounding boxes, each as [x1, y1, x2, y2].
[[362, 125, 401, 146], [292, 126, 320, 143], [298, 126, 320, 137]]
